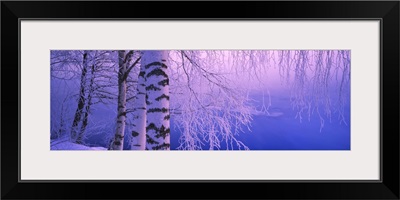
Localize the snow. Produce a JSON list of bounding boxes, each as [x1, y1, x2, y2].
[[51, 139, 107, 150]]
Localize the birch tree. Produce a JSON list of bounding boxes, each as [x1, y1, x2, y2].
[[109, 51, 128, 149], [70, 51, 89, 141], [75, 63, 95, 144], [110, 50, 141, 150], [51, 50, 131, 147], [130, 64, 147, 150], [142, 50, 171, 150]]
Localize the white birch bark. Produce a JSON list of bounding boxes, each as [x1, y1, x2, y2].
[[110, 50, 128, 150], [76, 63, 95, 144], [130, 65, 147, 150], [71, 50, 89, 142], [142, 50, 170, 150]]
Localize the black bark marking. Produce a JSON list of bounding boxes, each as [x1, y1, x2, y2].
[[144, 62, 168, 69], [145, 84, 161, 91], [155, 125, 170, 139], [132, 131, 139, 137], [145, 94, 152, 105], [157, 79, 169, 86], [147, 108, 168, 113], [152, 143, 170, 150], [155, 94, 169, 101], [139, 71, 145, 78], [146, 68, 168, 79], [112, 134, 124, 147], [164, 115, 170, 120], [146, 135, 159, 145], [145, 93, 151, 105], [115, 134, 124, 139], [146, 123, 158, 132], [147, 124, 170, 139], [117, 111, 127, 117]]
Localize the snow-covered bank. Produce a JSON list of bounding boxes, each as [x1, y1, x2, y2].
[[51, 139, 107, 150]]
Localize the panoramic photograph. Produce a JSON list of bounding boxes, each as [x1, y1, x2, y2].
[[50, 50, 351, 150]]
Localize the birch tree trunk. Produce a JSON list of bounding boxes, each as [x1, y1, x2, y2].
[[143, 50, 170, 150], [110, 51, 128, 150], [71, 51, 88, 142], [130, 65, 147, 150], [76, 64, 95, 144]]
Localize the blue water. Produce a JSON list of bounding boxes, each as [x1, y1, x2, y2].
[[54, 92, 350, 151], [170, 94, 350, 150]]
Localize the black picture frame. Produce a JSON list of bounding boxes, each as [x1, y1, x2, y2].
[[2, 1, 399, 199]]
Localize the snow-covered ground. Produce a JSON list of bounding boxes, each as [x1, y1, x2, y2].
[[51, 139, 107, 150]]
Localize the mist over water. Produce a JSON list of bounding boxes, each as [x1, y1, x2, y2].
[[51, 50, 350, 150], [170, 89, 350, 150]]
